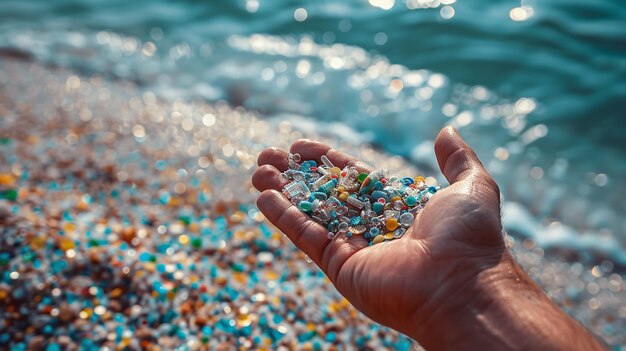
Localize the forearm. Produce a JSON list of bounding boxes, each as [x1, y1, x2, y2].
[[409, 253, 606, 350]]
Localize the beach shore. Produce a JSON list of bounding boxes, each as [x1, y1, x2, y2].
[[0, 58, 624, 349]]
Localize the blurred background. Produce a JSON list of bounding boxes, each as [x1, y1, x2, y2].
[[2, 0, 624, 251], [0, 0, 625, 349]]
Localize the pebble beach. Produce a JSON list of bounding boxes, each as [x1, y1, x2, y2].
[[1, 58, 624, 350]]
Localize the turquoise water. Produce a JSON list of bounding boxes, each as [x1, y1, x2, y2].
[[1, 0, 624, 258]]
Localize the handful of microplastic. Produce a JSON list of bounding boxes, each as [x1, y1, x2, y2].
[[281, 153, 442, 245]]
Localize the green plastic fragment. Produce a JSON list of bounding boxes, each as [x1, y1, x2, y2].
[[231, 262, 245, 272], [191, 237, 202, 249], [179, 216, 191, 226], [357, 173, 368, 183], [0, 189, 18, 201]]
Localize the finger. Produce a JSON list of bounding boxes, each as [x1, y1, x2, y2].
[[257, 190, 330, 265], [257, 190, 369, 282], [433, 125, 500, 204], [321, 230, 369, 283], [257, 147, 289, 171], [252, 164, 289, 192], [289, 139, 372, 173], [434, 126, 492, 184]]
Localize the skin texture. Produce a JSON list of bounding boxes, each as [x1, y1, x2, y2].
[[252, 126, 605, 350]]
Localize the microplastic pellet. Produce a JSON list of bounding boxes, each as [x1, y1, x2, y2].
[[320, 155, 334, 168]]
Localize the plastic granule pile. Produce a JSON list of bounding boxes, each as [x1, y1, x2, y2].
[[282, 154, 441, 244]]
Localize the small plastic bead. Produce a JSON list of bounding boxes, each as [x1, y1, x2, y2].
[[321, 155, 334, 168], [357, 173, 368, 183], [336, 206, 348, 216], [283, 180, 311, 198], [372, 235, 384, 244], [298, 201, 313, 212], [319, 179, 338, 193], [404, 196, 417, 207], [393, 228, 407, 238], [338, 192, 349, 201], [290, 153, 302, 162], [346, 196, 364, 209], [401, 177, 414, 185], [312, 175, 331, 190], [373, 202, 384, 214], [385, 218, 399, 231], [311, 192, 328, 201], [399, 212, 414, 226], [393, 200, 404, 210], [371, 190, 388, 201], [349, 225, 367, 235]]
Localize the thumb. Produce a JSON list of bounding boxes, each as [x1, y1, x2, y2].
[[433, 126, 501, 218], [434, 126, 490, 185], [435, 126, 502, 244]]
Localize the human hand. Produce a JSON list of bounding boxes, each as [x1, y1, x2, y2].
[[252, 126, 605, 350]]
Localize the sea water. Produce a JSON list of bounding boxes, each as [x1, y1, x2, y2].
[[0, 0, 624, 261]]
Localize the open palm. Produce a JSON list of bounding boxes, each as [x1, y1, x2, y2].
[[252, 127, 507, 340]]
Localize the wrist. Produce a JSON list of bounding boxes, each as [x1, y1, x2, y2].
[[407, 250, 523, 349], [407, 251, 605, 350]]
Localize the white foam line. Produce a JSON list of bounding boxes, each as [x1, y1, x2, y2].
[[503, 202, 626, 266]]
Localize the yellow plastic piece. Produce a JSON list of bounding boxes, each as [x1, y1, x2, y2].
[[31, 236, 46, 250], [0, 173, 15, 186], [386, 218, 399, 231], [266, 270, 279, 280], [60, 238, 75, 251], [338, 192, 349, 201], [166, 291, 176, 301]]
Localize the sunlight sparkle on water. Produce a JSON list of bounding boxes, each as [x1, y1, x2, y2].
[[510, 6, 534, 21], [246, 0, 259, 13], [369, 0, 395, 11], [294, 8, 308, 22], [374, 32, 388, 45], [440, 5, 455, 19]]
